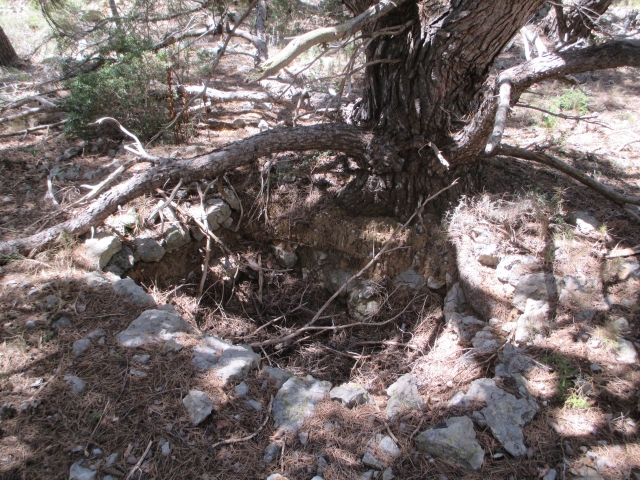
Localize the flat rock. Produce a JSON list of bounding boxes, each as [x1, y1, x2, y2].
[[83, 235, 122, 270], [415, 416, 484, 471], [494, 343, 533, 377], [565, 211, 599, 234], [368, 434, 401, 458], [117, 309, 193, 347], [273, 375, 332, 433], [471, 327, 498, 353], [163, 226, 191, 253], [449, 377, 538, 457], [64, 375, 86, 395], [512, 273, 557, 312], [263, 367, 293, 389], [449, 312, 485, 344], [362, 452, 385, 470], [83, 271, 118, 288], [183, 390, 213, 425], [192, 336, 260, 385], [392, 269, 425, 290], [272, 245, 298, 269], [514, 299, 550, 344], [52, 316, 71, 329], [112, 278, 156, 306], [496, 255, 540, 285], [330, 382, 370, 408], [133, 238, 165, 262], [69, 460, 97, 480], [385, 374, 424, 419], [104, 246, 135, 276]]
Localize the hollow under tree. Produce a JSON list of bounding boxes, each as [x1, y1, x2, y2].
[[1, 0, 640, 255]]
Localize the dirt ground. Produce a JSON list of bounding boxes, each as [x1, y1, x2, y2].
[[1, 17, 640, 480]]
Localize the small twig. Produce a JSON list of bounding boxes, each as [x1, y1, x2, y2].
[[515, 103, 609, 128], [124, 440, 152, 480], [617, 138, 640, 152], [249, 181, 457, 348], [211, 396, 273, 449], [148, 178, 183, 223]]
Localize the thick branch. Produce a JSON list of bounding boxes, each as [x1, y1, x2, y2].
[[497, 145, 640, 207], [177, 85, 273, 103], [244, 0, 403, 83], [0, 124, 371, 255]]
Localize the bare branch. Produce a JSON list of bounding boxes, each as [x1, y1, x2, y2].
[[485, 80, 512, 154]]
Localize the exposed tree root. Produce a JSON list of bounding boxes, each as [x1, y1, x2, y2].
[[497, 144, 640, 207]]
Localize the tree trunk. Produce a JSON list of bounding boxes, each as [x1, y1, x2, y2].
[[0, 26, 20, 68], [253, 0, 269, 63], [338, 0, 547, 218]]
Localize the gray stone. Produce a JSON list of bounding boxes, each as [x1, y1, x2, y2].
[[105, 453, 119, 467], [45, 295, 59, 310], [478, 254, 500, 268], [163, 339, 184, 352], [163, 226, 191, 253], [299, 431, 309, 445], [347, 282, 380, 320], [188, 199, 232, 231], [104, 247, 135, 276], [272, 245, 298, 269], [160, 440, 171, 456], [385, 374, 424, 419], [112, 278, 156, 306], [443, 283, 467, 323], [235, 382, 249, 396], [25, 320, 36, 328], [183, 390, 213, 425], [448, 377, 538, 457], [565, 211, 599, 234], [222, 188, 240, 211], [73, 338, 91, 356], [263, 367, 293, 389], [311, 477, 324, 480], [392, 269, 425, 290], [91, 448, 102, 457], [88, 329, 106, 339], [84, 235, 122, 270], [362, 452, 385, 470], [381, 468, 394, 480], [514, 299, 550, 344], [53, 316, 71, 329], [64, 375, 86, 395], [615, 339, 637, 364], [129, 369, 147, 377], [83, 271, 118, 288], [496, 255, 541, 285], [192, 335, 260, 385], [471, 327, 498, 353], [273, 375, 332, 433], [427, 276, 446, 290], [69, 460, 97, 480], [513, 273, 557, 312], [132, 238, 165, 262], [132, 354, 151, 364], [590, 364, 602, 373], [449, 313, 485, 344], [330, 382, 370, 408], [264, 443, 280, 463], [415, 416, 484, 471], [232, 118, 247, 129], [245, 399, 262, 411], [494, 343, 533, 377], [368, 434, 401, 458], [117, 309, 193, 347], [542, 469, 557, 480]]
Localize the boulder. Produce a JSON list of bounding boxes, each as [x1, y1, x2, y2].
[[494, 343, 533, 377], [83, 235, 122, 270], [330, 382, 370, 408], [471, 327, 498, 353], [565, 211, 599, 234], [272, 245, 298, 269], [347, 282, 380, 320], [112, 278, 156, 306], [449, 377, 538, 457], [512, 273, 557, 312], [104, 246, 135, 276], [449, 313, 485, 344], [415, 416, 484, 471], [272, 375, 332, 433], [117, 309, 193, 347], [263, 367, 293, 389], [385, 374, 424, 419], [514, 299, 550, 344], [132, 238, 165, 262], [188, 199, 232, 231], [192, 336, 260, 385], [183, 390, 213, 425]]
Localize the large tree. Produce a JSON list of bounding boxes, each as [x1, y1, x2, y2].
[[1, 0, 640, 254], [0, 25, 20, 67]]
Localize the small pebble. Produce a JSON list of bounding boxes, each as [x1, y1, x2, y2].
[[590, 364, 603, 373], [25, 320, 36, 329], [91, 448, 102, 457], [127, 455, 137, 465], [235, 382, 249, 397]]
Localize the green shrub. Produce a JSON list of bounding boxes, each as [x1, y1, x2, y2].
[[63, 53, 169, 141]]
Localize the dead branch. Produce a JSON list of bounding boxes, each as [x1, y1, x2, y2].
[[147, 178, 184, 223], [249, 180, 458, 349], [497, 144, 640, 207], [211, 396, 273, 449], [245, 0, 405, 83], [124, 440, 152, 480], [485, 79, 512, 154], [0, 105, 59, 125], [515, 102, 610, 127], [607, 244, 640, 258], [0, 119, 67, 138], [178, 85, 274, 103]]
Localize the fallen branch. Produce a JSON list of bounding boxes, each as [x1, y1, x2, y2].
[[0, 105, 59, 125], [515, 103, 603, 123], [211, 396, 273, 449], [0, 119, 67, 138], [497, 144, 640, 206], [249, 180, 458, 348], [147, 178, 183, 224], [485, 79, 512, 154], [607, 244, 640, 258]]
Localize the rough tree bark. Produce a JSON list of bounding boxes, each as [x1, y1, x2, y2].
[[0, 26, 20, 67], [553, 0, 614, 43]]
